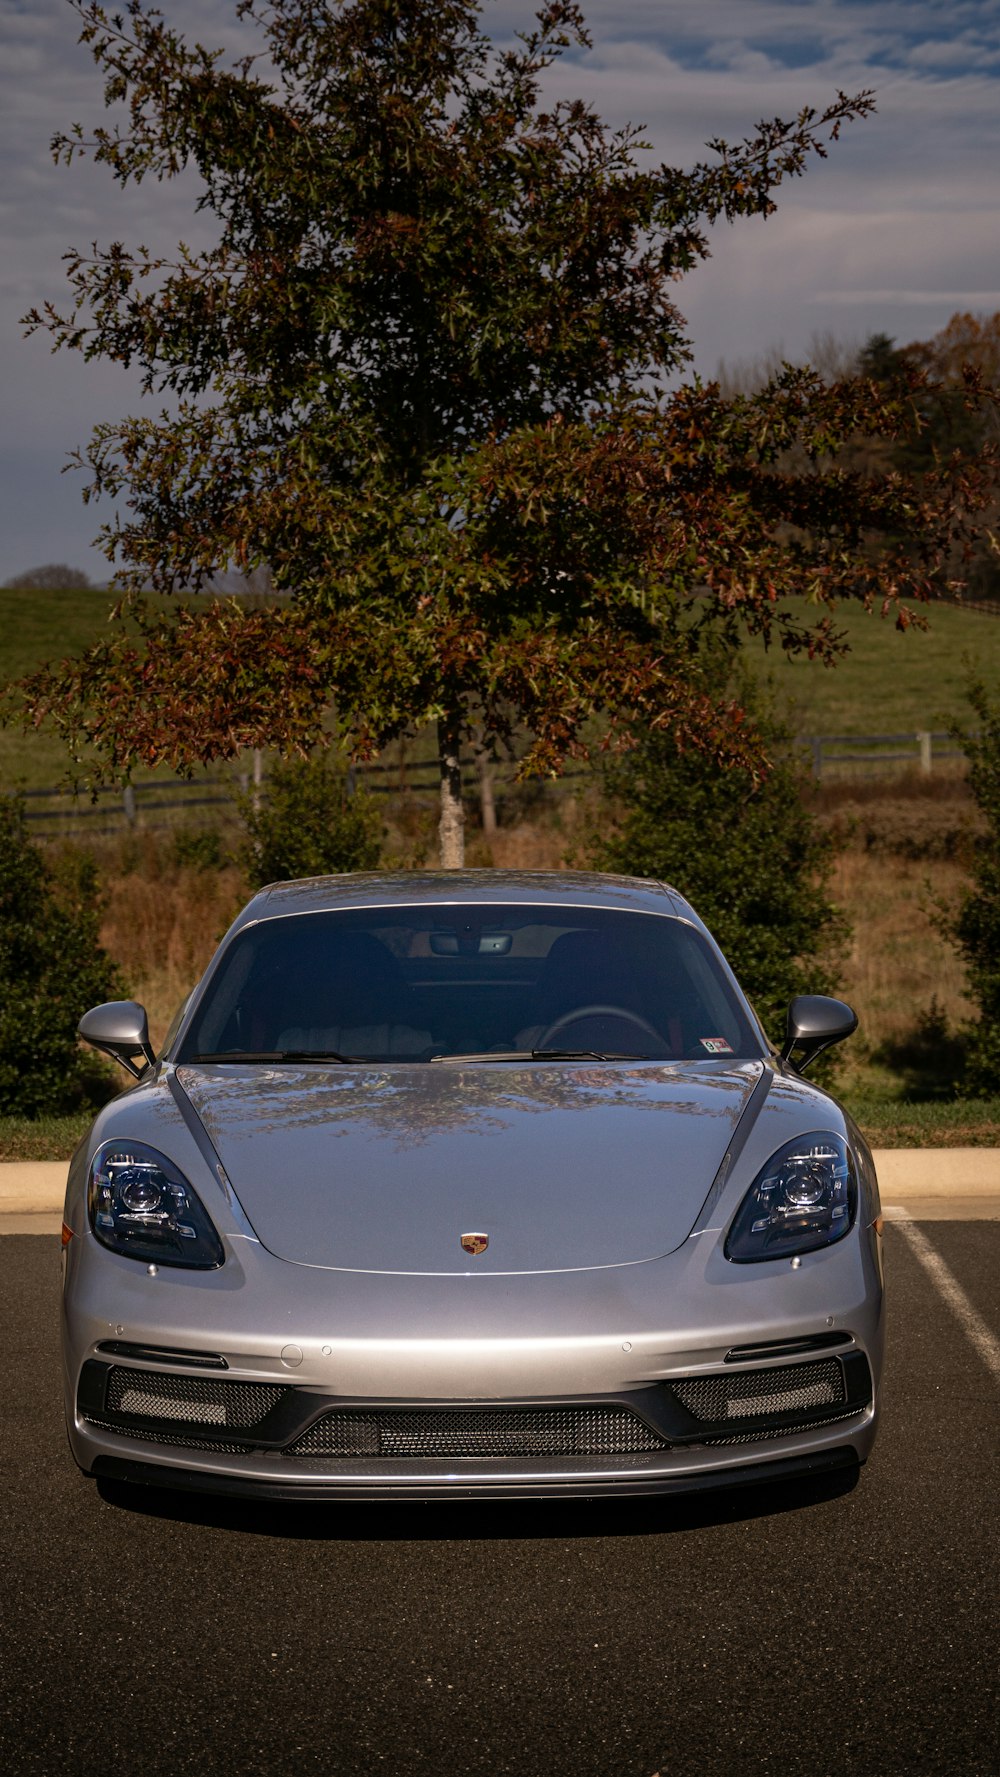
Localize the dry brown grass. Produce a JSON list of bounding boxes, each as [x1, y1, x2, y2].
[[91, 833, 247, 1050], [829, 848, 970, 1093], [476, 820, 570, 871], [813, 771, 981, 866], [470, 792, 596, 871]]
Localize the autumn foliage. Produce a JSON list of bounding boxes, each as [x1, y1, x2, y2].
[[14, 0, 1000, 862]]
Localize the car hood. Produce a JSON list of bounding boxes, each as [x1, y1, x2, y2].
[[176, 1059, 766, 1274]]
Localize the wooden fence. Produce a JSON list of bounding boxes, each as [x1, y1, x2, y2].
[[13, 728, 967, 837], [799, 729, 963, 777]]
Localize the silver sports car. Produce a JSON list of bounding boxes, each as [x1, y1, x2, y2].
[[63, 870, 884, 1501]]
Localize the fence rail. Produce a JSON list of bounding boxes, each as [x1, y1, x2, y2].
[[13, 728, 966, 834], [799, 729, 963, 777]]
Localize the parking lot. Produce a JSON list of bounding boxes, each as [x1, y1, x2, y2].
[[1, 1213, 997, 1777]]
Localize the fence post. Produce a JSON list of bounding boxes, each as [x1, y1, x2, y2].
[[810, 737, 823, 779], [916, 730, 932, 775], [122, 783, 137, 827], [252, 748, 263, 815]]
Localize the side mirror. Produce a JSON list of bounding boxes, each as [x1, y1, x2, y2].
[[79, 1001, 156, 1079], [780, 995, 858, 1074]]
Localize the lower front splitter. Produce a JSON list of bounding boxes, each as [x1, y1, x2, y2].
[[91, 1441, 864, 1502]]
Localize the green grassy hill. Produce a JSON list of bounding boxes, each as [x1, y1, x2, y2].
[[744, 599, 1000, 736], [0, 586, 121, 789], [2, 586, 1000, 790], [0, 584, 120, 680]]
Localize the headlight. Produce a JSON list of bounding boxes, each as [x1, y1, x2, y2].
[[87, 1141, 224, 1269], [725, 1132, 857, 1263]]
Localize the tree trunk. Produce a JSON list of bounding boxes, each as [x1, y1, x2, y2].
[[476, 741, 497, 838], [437, 715, 465, 869]]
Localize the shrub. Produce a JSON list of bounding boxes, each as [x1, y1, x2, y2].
[[586, 662, 847, 1047], [841, 797, 980, 864], [950, 683, 1000, 1094], [170, 825, 229, 871], [238, 752, 381, 888], [0, 798, 121, 1116], [870, 999, 967, 1100]]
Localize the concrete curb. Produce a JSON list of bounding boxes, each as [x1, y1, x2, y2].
[[871, 1148, 1000, 1194], [0, 1163, 68, 1215], [0, 1150, 997, 1217]]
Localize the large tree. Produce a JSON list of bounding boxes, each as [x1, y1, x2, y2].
[[856, 316, 1000, 600], [17, 0, 999, 863]]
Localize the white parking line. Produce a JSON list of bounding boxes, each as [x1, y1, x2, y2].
[[884, 1205, 1000, 1385]]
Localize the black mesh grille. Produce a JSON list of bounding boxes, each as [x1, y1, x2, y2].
[[705, 1407, 867, 1446], [670, 1360, 844, 1425], [104, 1368, 285, 1429], [84, 1360, 857, 1464], [84, 1417, 253, 1456], [291, 1406, 666, 1459]]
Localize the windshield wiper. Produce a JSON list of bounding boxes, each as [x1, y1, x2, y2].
[[531, 1049, 648, 1061], [430, 1049, 648, 1064], [190, 1049, 357, 1065]]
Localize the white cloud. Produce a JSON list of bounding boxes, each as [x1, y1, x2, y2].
[[821, 289, 1000, 304]]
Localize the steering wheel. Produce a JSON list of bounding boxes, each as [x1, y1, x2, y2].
[[535, 1005, 664, 1050]]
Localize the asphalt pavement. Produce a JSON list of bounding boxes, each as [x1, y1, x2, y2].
[[1, 1222, 997, 1777]]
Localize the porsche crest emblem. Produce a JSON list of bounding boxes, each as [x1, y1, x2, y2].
[[460, 1232, 489, 1257]]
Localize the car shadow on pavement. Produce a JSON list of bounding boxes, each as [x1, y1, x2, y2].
[[94, 1461, 861, 1540]]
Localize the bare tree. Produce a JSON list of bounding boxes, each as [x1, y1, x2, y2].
[[717, 331, 861, 398], [5, 564, 92, 590]]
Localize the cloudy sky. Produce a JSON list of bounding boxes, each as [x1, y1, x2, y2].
[[2, 0, 999, 583]]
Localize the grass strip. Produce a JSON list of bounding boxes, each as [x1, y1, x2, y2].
[[843, 1095, 1000, 1149], [0, 1115, 92, 1163]]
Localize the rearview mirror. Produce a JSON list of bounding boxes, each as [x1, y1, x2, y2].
[[429, 931, 512, 956], [780, 995, 858, 1073], [78, 1000, 156, 1079]]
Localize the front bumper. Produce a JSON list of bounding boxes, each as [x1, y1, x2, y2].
[[75, 1371, 877, 1497], [64, 1215, 883, 1499]]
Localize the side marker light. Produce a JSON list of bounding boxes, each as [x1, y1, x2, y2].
[[61, 1222, 74, 1247]]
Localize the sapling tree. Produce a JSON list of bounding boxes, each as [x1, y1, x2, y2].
[[238, 752, 382, 887]]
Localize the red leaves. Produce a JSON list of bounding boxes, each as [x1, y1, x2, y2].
[[12, 600, 332, 779]]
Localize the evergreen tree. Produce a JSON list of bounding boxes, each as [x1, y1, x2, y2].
[[952, 683, 1000, 1094], [588, 664, 845, 1044], [0, 798, 120, 1115]]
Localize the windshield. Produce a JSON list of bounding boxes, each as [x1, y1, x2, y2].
[[177, 904, 763, 1065]]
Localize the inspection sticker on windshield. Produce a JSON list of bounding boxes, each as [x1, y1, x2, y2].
[[699, 1037, 733, 1054]]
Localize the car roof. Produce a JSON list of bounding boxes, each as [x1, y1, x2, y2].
[[228, 870, 701, 934]]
